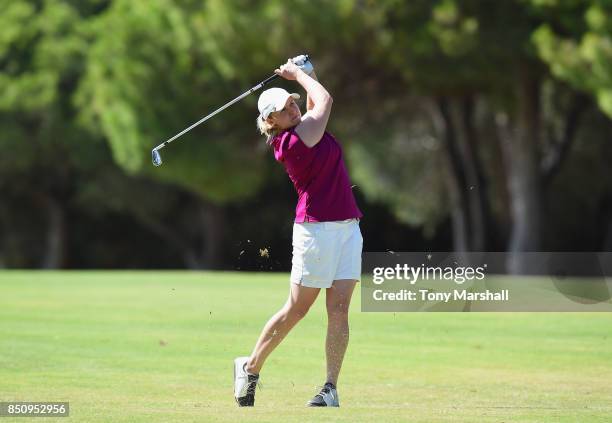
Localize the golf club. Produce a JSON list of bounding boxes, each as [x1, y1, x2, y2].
[[151, 55, 309, 166]]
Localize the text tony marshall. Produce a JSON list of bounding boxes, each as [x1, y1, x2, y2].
[[373, 289, 509, 302]]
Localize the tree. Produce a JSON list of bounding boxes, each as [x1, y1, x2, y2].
[[0, 0, 91, 267], [75, 0, 278, 268], [322, 0, 595, 271]]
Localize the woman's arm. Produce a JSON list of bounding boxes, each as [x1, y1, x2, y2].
[[306, 71, 318, 112], [274, 61, 332, 148]]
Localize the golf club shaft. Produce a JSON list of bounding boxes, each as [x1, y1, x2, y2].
[[153, 73, 279, 151]]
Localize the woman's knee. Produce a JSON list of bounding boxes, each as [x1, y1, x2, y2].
[[284, 302, 312, 321], [326, 303, 350, 320]]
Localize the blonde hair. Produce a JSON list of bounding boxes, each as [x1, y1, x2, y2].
[[256, 115, 281, 144]]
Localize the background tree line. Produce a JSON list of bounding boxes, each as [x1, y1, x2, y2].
[[1, 0, 611, 271]]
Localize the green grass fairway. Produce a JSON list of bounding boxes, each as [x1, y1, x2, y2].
[[1, 271, 611, 422]]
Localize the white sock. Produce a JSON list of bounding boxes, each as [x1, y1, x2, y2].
[[243, 362, 258, 376]]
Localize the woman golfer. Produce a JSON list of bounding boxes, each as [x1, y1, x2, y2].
[[233, 57, 363, 407]]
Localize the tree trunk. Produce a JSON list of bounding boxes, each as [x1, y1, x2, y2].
[[40, 194, 66, 269], [460, 96, 492, 251], [499, 66, 543, 273], [0, 204, 8, 268], [541, 93, 589, 187], [597, 195, 612, 251], [435, 97, 471, 251], [434, 96, 492, 252], [197, 200, 226, 269]]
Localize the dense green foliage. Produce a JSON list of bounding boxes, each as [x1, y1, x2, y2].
[[1, 0, 612, 268]]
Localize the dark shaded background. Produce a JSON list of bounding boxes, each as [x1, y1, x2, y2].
[[2, 0, 612, 271]]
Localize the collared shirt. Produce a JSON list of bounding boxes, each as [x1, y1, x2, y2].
[[272, 128, 363, 223]]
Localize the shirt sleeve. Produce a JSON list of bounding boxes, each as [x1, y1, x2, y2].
[[273, 129, 311, 162], [273, 129, 316, 179]]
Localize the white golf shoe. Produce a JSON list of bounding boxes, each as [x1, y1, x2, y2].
[[306, 382, 339, 407], [233, 357, 260, 407]]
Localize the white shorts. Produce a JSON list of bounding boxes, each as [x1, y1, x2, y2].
[[290, 218, 363, 288]]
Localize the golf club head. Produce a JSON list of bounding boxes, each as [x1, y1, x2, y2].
[[152, 149, 162, 166]]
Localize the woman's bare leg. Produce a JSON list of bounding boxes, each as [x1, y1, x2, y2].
[[246, 283, 320, 374], [325, 280, 357, 386]]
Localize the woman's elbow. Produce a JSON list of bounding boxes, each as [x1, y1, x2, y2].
[[321, 94, 333, 109], [311, 94, 333, 116]]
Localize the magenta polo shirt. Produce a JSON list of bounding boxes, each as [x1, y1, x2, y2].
[[271, 128, 363, 223]]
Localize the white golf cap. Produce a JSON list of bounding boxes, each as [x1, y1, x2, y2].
[[258, 87, 300, 120]]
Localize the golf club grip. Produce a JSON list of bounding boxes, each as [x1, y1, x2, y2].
[[262, 74, 280, 85], [262, 54, 310, 85]]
